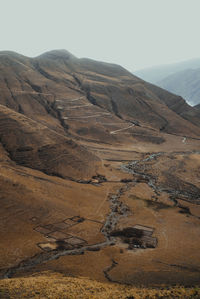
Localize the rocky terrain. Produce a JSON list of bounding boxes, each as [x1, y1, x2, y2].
[[0, 50, 200, 293]]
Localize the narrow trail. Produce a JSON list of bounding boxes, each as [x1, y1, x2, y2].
[[64, 113, 111, 119], [4, 90, 53, 96], [55, 97, 84, 103], [94, 186, 110, 216], [61, 104, 92, 110], [110, 124, 134, 135], [67, 96, 85, 102]]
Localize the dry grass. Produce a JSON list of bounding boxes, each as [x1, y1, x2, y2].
[[0, 272, 199, 299]]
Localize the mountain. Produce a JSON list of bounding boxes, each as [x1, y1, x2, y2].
[[157, 68, 200, 106], [195, 103, 200, 109], [144, 82, 200, 128], [134, 57, 200, 106], [0, 50, 200, 288], [0, 104, 99, 180], [0, 49, 200, 142], [134, 57, 200, 84]]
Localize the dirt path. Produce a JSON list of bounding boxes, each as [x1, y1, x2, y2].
[[66, 113, 111, 119], [110, 124, 134, 135], [62, 104, 92, 109], [67, 96, 85, 102]]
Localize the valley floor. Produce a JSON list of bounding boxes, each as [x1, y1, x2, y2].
[[0, 132, 200, 290], [1, 49, 200, 297]]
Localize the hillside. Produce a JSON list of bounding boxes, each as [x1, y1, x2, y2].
[[1, 50, 200, 142], [0, 104, 99, 180], [0, 50, 200, 289], [1, 272, 200, 299], [144, 82, 200, 128], [157, 68, 200, 106]]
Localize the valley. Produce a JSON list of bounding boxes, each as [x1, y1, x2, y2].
[[1, 135, 200, 286], [0, 50, 200, 295]]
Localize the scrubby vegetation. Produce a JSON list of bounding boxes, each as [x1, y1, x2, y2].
[[0, 272, 200, 299]]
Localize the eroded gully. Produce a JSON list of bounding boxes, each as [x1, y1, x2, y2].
[[3, 150, 200, 279], [2, 181, 131, 279]]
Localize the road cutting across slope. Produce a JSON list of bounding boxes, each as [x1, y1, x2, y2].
[[110, 124, 135, 135], [66, 113, 111, 119], [61, 104, 92, 110]]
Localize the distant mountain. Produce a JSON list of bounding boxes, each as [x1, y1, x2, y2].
[[134, 57, 200, 84], [157, 68, 200, 106]]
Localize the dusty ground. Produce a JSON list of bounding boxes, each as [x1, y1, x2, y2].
[[0, 131, 200, 287], [0, 50, 200, 292]]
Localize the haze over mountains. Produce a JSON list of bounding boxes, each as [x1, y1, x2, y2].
[[0, 49, 200, 291], [134, 57, 200, 106], [158, 67, 200, 106]]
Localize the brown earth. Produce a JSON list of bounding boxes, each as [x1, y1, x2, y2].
[[1, 272, 200, 299], [0, 50, 200, 291]]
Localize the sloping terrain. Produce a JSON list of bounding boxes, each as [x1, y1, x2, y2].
[[144, 82, 200, 128], [134, 57, 200, 84], [157, 67, 200, 106], [0, 104, 99, 180], [134, 57, 200, 106], [0, 50, 200, 290], [1, 49, 200, 145], [1, 272, 200, 299]]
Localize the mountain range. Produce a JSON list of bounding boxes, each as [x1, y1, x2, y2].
[[134, 58, 200, 106], [157, 67, 200, 106], [0, 50, 200, 289]]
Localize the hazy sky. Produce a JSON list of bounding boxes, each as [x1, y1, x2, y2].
[[1, 0, 200, 71]]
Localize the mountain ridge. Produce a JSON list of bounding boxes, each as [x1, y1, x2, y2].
[[134, 57, 200, 84], [1, 49, 200, 287], [157, 67, 200, 106]]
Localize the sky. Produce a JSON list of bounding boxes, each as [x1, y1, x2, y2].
[[1, 0, 200, 71]]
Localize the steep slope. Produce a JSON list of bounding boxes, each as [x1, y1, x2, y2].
[[0, 104, 99, 180], [143, 82, 200, 128], [157, 68, 200, 106], [1, 50, 200, 287], [134, 57, 200, 84], [0, 50, 200, 147]]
